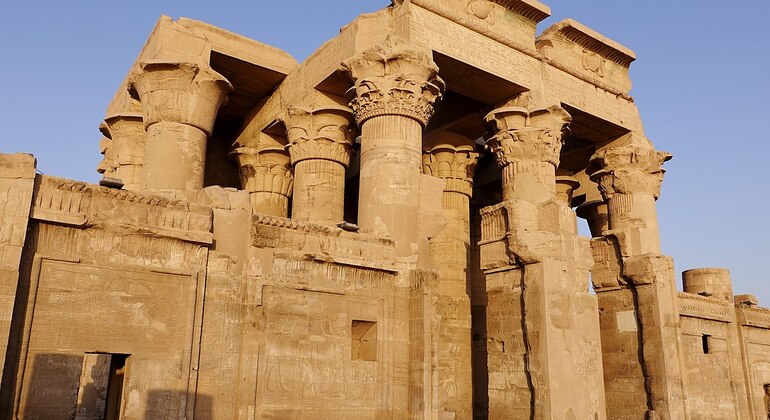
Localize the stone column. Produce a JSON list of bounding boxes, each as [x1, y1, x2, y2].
[[133, 60, 232, 197], [101, 112, 145, 190], [485, 105, 570, 204], [342, 39, 444, 256], [588, 134, 687, 419], [589, 135, 671, 255], [283, 101, 354, 225], [483, 102, 606, 419], [230, 137, 293, 217], [423, 134, 478, 419], [96, 134, 117, 180]]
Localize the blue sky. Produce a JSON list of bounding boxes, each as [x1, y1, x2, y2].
[[1, 1, 768, 303]]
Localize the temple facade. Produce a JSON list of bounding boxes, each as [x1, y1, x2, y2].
[[1, 1, 769, 419]]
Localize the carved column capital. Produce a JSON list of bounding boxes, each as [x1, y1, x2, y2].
[[422, 144, 479, 197], [484, 104, 571, 167], [282, 103, 355, 167], [588, 135, 672, 200], [342, 39, 445, 127], [132, 60, 233, 136], [231, 146, 293, 198]]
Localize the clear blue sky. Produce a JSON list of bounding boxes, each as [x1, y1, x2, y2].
[[1, 1, 768, 302]]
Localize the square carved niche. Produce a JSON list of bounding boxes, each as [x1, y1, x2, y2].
[[351, 320, 377, 362]]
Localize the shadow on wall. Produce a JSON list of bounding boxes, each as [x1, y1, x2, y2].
[[14, 353, 212, 419], [145, 390, 213, 420], [23, 353, 84, 419]]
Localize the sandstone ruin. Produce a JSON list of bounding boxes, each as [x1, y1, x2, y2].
[[1, 0, 769, 419]]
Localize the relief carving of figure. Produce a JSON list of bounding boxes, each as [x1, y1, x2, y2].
[[264, 310, 300, 394]]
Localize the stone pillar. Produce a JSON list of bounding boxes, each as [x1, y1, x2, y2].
[[588, 134, 687, 419], [482, 102, 606, 419], [342, 39, 444, 256], [283, 101, 354, 225], [230, 137, 293, 217], [133, 60, 232, 197], [423, 134, 478, 419], [101, 112, 145, 190]]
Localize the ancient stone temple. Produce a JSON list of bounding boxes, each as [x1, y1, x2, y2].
[[1, 0, 770, 419]]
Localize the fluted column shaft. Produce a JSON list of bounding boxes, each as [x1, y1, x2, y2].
[[133, 60, 232, 197]]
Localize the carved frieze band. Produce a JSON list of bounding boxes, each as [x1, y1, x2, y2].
[[677, 292, 731, 322], [30, 176, 213, 244], [738, 306, 770, 329], [342, 38, 445, 127]]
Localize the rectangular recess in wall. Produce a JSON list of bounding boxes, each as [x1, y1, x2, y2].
[[351, 320, 377, 361]]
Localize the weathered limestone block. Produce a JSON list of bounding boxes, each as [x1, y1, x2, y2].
[[621, 254, 688, 419], [682, 267, 733, 303], [133, 60, 232, 196], [282, 96, 354, 225], [405, 0, 551, 56], [342, 37, 444, 257]]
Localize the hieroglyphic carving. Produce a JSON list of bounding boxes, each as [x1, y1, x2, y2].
[[257, 287, 382, 406], [268, 258, 392, 296], [31, 175, 213, 244]]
